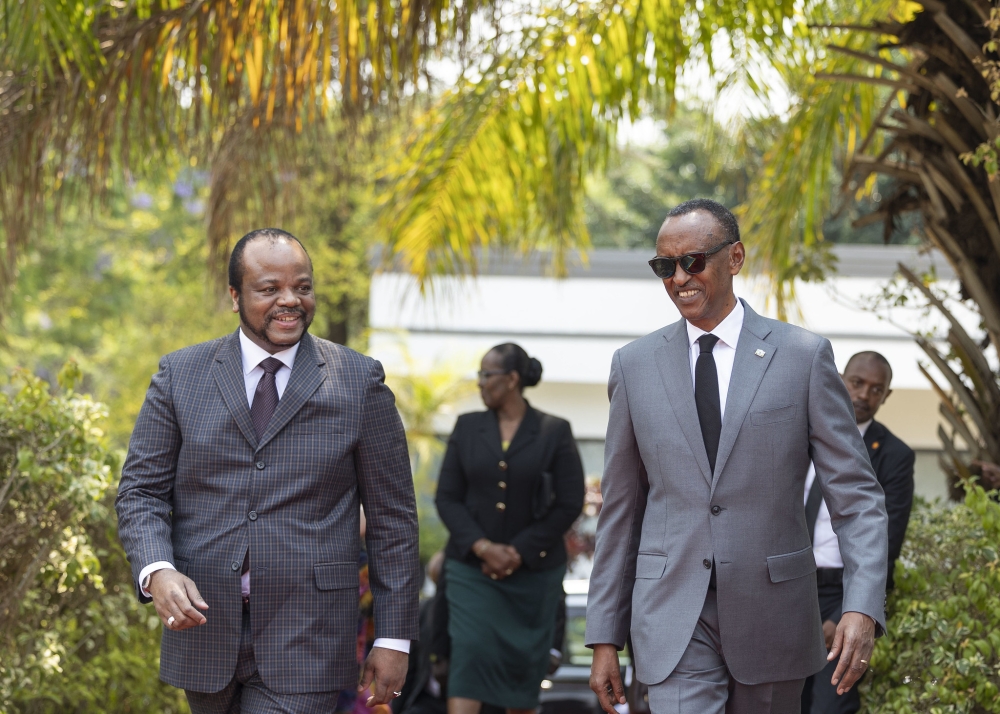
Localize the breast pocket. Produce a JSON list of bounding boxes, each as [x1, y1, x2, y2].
[[281, 421, 345, 437], [750, 404, 796, 426]]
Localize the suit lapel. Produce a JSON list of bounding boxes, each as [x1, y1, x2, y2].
[[711, 302, 774, 492], [504, 405, 540, 460], [655, 320, 713, 486], [864, 420, 885, 465], [214, 330, 258, 448], [256, 333, 327, 452], [479, 411, 505, 459]]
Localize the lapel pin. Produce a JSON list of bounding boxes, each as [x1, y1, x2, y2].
[[872, 441, 880, 450], [755, 349, 765, 357]]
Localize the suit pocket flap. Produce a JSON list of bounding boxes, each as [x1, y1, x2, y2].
[[635, 553, 667, 579], [314, 562, 359, 591], [750, 404, 796, 426], [766, 546, 816, 583]]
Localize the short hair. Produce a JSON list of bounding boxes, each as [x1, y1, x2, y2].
[[666, 198, 741, 245], [845, 351, 893, 385], [489, 343, 543, 390], [228, 228, 312, 292]]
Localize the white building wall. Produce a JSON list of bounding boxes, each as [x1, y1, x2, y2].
[[369, 246, 978, 500]]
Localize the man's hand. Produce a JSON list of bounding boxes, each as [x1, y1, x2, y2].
[[148, 569, 208, 630], [822, 619, 837, 651], [828, 611, 875, 695], [589, 644, 626, 714], [359, 646, 408, 706]]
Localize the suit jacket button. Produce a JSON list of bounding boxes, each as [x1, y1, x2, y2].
[[499, 481, 507, 489], [248, 511, 258, 521], [540, 551, 547, 558], [255, 461, 265, 470], [703, 559, 712, 569], [711, 505, 721, 515], [496, 502, 506, 511], [499, 461, 508, 471], [231, 562, 240, 571]]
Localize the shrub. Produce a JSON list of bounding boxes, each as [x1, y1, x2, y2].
[[862, 488, 1000, 713], [0, 364, 187, 713]]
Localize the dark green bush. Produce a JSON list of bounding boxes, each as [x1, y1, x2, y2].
[[0, 365, 187, 713], [862, 488, 1000, 713]]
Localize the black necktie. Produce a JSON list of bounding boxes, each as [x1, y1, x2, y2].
[[244, 357, 283, 582], [805, 477, 823, 543], [695, 334, 722, 473], [250, 357, 283, 440]]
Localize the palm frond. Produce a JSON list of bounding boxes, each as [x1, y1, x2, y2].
[[0, 0, 491, 300], [378, 0, 805, 282]]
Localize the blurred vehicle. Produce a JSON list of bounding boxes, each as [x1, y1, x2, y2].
[[539, 579, 633, 714]]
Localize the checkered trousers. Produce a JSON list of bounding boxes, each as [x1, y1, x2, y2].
[[115, 331, 420, 695]]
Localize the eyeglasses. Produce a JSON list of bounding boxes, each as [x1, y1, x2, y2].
[[477, 370, 510, 380], [648, 239, 737, 279]]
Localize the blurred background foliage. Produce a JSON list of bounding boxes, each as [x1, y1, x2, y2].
[[0, 365, 186, 712]]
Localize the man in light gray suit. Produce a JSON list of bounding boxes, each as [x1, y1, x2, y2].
[[586, 199, 888, 714]]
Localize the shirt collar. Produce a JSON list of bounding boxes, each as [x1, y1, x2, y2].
[[858, 419, 873, 437], [238, 327, 300, 376], [686, 298, 745, 350]]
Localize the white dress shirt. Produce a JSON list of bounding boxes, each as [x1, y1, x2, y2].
[[803, 420, 872, 568], [139, 328, 408, 653], [685, 298, 745, 418]]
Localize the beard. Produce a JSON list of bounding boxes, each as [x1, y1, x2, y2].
[[238, 297, 313, 348]]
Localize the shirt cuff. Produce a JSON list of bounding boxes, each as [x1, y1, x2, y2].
[[372, 638, 411, 654], [139, 561, 176, 598]]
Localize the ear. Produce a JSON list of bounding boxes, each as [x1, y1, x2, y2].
[[883, 387, 893, 403], [229, 286, 240, 313], [729, 241, 746, 275]]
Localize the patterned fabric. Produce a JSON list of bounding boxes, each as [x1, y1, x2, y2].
[[185, 609, 343, 714], [116, 331, 420, 695], [335, 550, 392, 714], [250, 356, 284, 439]]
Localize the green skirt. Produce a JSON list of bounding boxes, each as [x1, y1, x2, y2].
[[446, 558, 565, 709]]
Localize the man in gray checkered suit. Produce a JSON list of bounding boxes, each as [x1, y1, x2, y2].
[[116, 228, 420, 714]]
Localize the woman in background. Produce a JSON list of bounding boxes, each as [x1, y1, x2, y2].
[[436, 343, 585, 714]]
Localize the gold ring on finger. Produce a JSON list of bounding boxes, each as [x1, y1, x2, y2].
[[505, 569, 513, 575], [167, 616, 176, 627], [859, 659, 868, 664], [490, 573, 498, 580]]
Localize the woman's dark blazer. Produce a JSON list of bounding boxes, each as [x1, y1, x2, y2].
[[436, 405, 585, 571]]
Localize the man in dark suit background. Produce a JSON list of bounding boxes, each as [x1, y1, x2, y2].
[[116, 229, 420, 713], [801, 351, 915, 714]]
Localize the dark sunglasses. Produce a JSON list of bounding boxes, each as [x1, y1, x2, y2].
[[648, 239, 737, 279]]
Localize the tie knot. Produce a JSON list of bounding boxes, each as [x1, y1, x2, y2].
[[259, 357, 284, 375], [698, 333, 720, 354]]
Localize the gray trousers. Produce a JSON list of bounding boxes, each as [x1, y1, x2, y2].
[[185, 607, 342, 714], [646, 590, 804, 714]]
